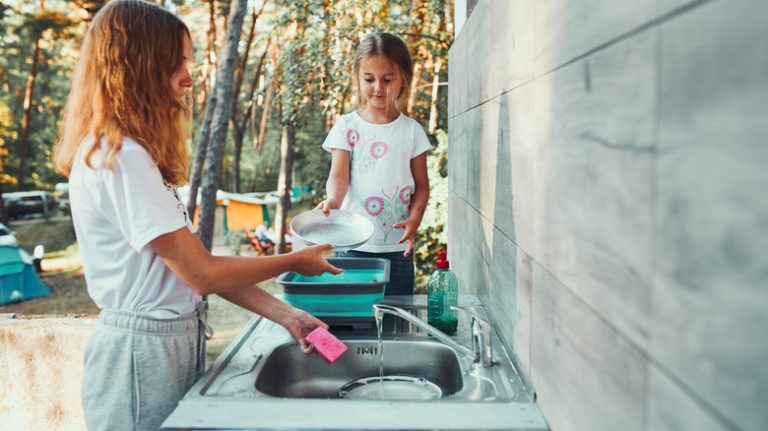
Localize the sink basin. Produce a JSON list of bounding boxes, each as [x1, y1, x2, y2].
[[255, 339, 463, 398], [162, 296, 548, 430]]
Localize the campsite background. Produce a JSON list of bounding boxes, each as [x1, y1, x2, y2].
[[0, 0, 453, 359]]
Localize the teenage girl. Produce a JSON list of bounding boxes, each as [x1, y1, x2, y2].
[[53, 1, 340, 429]]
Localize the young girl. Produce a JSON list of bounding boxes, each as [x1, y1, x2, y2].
[[317, 33, 431, 295], [53, 1, 340, 429]]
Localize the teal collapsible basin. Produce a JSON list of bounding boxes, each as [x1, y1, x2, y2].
[[277, 258, 390, 317]]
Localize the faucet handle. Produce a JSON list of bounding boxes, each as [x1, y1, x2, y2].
[[450, 305, 494, 366], [450, 305, 487, 326]]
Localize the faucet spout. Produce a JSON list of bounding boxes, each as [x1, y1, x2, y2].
[[372, 304, 494, 367]]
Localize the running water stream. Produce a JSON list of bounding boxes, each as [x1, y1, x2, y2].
[[337, 308, 441, 400], [375, 308, 385, 393]]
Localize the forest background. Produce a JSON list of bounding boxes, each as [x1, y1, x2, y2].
[[0, 0, 453, 284]]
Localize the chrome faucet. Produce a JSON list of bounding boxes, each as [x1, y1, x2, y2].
[[372, 304, 495, 367]]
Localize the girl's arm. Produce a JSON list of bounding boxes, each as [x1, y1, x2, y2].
[[149, 227, 342, 296], [317, 149, 350, 215], [151, 228, 339, 353], [395, 152, 430, 256], [217, 285, 327, 352]]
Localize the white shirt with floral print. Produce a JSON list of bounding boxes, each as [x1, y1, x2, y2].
[[322, 111, 432, 252]]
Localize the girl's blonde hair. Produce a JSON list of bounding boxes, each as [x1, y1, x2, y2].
[[54, 0, 190, 185], [352, 32, 414, 113]]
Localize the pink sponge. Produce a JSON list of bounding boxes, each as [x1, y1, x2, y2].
[[306, 327, 348, 364]]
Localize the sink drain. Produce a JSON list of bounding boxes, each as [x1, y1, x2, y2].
[[337, 375, 443, 400]]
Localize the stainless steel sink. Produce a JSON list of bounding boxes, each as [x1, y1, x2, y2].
[[163, 295, 548, 430], [255, 339, 463, 398]]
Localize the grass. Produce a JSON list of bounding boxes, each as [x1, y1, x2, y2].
[[10, 213, 78, 253], [1, 214, 95, 315]]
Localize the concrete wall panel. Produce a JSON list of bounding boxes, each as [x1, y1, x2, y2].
[[532, 31, 656, 347], [530, 264, 646, 431], [653, 1, 768, 429]]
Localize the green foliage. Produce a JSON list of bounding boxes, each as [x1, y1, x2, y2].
[[219, 102, 331, 193], [273, 0, 452, 128], [291, 107, 332, 192], [0, 1, 83, 191], [413, 129, 448, 292], [226, 229, 248, 256], [1, 0, 453, 259], [222, 108, 282, 192]]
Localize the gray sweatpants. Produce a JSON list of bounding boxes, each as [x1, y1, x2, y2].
[[81, 304, 211, 431]]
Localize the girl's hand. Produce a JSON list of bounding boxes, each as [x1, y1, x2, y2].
[[291, 244, 343, 276], [279, 307, 329, 354], [394, 216, 422, 257], [314, 199, 341, 216]]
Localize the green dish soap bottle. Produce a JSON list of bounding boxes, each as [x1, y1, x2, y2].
[[427, 251, 458, 334]]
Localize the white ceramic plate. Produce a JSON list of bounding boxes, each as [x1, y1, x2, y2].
[[290, 209, 374, 251]]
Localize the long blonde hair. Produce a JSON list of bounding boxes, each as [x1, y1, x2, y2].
[[54, 0, 190, 185], [352, 33, 414, 113]]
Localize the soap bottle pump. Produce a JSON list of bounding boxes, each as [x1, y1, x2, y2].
[[427, 251, 458, 334]]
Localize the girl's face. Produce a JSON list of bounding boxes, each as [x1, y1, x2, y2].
[[170, 35, 193, 98], [358, 55, 402, 112]]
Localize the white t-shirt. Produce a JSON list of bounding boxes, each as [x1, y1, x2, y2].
[[69, 137, 200, 318], [322, 111, 432, 252]]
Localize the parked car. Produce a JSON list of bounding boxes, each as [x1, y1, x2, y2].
[[54, 182, 70, 211], [2, 191, 58, 219], [0, 222, 18, 247]]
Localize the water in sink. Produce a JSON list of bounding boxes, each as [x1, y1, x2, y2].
[[351, 309, 444, 401], [338, 375, 442, 400], [253, 339, 463, 398]]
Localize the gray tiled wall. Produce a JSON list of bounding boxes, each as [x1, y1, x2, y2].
[[448, 1, 768, 430]]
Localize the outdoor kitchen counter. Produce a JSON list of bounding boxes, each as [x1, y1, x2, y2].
[[161, 295, 548, 430]]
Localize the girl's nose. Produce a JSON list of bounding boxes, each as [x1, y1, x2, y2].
[[182, 70, 193, 88]]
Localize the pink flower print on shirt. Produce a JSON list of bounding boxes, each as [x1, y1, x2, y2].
[[369, 141, 389, 159], [378, 208, 398, 240], [346, 128, 361, 148], [348, 130, 387, 176], [364, 196, 385, 217], [399, 186, 413, 205], [363, 186, 412, 242]]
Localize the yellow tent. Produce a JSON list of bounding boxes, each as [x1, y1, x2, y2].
[[225, 198, 270, 230], [189, 191, 275, 234]]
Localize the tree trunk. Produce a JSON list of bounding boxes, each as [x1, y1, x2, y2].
[[196, 0, 217, 118], [256, 72, 276, 152], [232, 46, 269, 192], [198, 0, 248, 251], [428, 58, 442, 134], [427, 1, 448, 133], [17, 35, 41, 189], [231, 124, 243, 193], [229, 2, 267, 193], [0, 190, 7, 224], [407, 61, 422, 115], [274, 124, 294, 254], [405, 0, 426, 116], [186, 92, 217, 220], [247, 47, 270, 116]]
